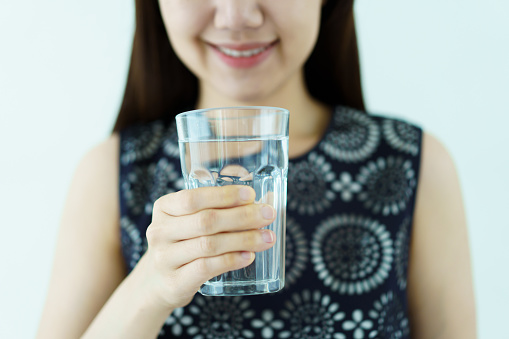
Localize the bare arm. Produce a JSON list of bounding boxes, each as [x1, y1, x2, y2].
[[408, 132, 477, 338], [36, 135, 173, 338]]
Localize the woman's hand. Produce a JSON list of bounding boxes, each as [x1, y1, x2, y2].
[[141, 185, 276, 310]]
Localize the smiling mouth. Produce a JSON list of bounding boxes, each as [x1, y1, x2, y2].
[[211, 41, 278, 58], [207, 40, 278, 68], [217, 45, 269, 58]]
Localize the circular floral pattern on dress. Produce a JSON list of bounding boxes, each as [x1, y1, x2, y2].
[[383, 119, 420, 156], [121, 163, 156, 216], [278, 289, 345, 338], [251, 310, 285, 339], [288, 152, 336, 215], [120, 216, 143, 270], [284, 217, 308, 288], [144, 157, 185, 214], [187, 296, 256, 338], [342, 309, 374, 339], [159, 307, 194, 337], [394, 217, 411, 290], [320, 107, 381, 163], [356, 156, 416, 216], [121, 121, 164, 165], [311, 215, 394, 295], [367, 291, 410, 338], [332, 172, 362, 202], [162, 123, 181, 159]]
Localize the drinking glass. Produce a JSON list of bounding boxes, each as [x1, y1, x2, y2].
[[175, 106, 289, 296]]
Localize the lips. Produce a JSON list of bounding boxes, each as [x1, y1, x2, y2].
[[217, 45, 270, 58], [208, 40, 278, 69]]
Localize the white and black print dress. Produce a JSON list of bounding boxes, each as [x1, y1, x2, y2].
[[119, 106, 422, 339]]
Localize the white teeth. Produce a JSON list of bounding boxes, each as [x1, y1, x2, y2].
[[217, 46, 268, 58]]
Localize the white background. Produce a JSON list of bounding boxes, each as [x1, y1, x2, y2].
[[1, 0, 507, 338]]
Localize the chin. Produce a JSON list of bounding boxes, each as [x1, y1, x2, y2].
[[221, 78, 280, 104], [213, 85, 269, 105], [232, 91, 270, 104]]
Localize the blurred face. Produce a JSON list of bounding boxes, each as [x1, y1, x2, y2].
[[158, 0, 323, 103]]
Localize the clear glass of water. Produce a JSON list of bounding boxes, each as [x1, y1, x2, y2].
[[175, 106, 289, 296]]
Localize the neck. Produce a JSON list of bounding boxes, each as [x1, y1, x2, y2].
[[196, 70, 331, 141]]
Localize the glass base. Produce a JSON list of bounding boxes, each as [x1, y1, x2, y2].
[[198, 278, 284, 296]]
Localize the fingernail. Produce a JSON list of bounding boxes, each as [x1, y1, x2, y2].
[[261, 230, 274, 243], [261, 206, 274, 220], [239, 187, 252, 201], [241, 251, 253, 260]]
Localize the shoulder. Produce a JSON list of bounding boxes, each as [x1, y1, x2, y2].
[[412, 131, 465, 239], [419, 132, 457, 182], [71, 134, 120, 216], [77, 133, 120, 184], [415, 132, 461, 209], [84, 133, 119, 162]]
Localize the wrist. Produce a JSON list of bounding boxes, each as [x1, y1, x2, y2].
[[128, 252, 176, 315], [81, 253, 175, 339]]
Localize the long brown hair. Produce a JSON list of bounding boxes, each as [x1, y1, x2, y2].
[[113, 0, 365, 132]]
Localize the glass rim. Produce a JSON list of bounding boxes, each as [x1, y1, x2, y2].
[[175, 106, 290, 120]]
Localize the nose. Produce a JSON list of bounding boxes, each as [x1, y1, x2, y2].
[[214, 0, 263, 30]]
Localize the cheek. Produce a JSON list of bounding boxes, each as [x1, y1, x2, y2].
[[158, 2, 210, 59], [161, 24, 211, 79], [269, 3, 322, 66]]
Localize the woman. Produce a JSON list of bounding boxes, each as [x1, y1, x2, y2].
[[37, 1, 476, 338]]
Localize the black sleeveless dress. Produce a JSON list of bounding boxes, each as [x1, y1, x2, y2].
[[119, 105, 422, 339]]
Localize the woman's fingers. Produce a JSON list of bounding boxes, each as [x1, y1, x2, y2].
[[169, 229, 276, 268], [159, 203, 275, 242], [176, 251, 256, 288], [147, 202, 275, 245], [153, 185, 255, 217]]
